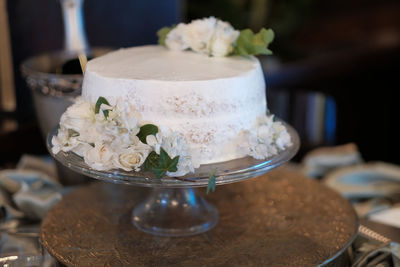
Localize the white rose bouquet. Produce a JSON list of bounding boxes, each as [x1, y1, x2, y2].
[[157, 16, 274, 57]]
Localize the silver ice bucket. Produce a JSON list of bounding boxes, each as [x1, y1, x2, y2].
[[20, 48, 111, 185]]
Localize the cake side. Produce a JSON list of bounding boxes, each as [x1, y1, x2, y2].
[[82, 45, 267, 164]]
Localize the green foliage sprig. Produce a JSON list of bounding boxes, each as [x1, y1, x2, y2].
[[157, 26, 173, 47], [233, 28, 274, 57], [143, 149, 180, 178], [95, 97, 111, 118], [136, 125, 179, 178], [207, 170, 217, 194], [137, 124, 158, 144]]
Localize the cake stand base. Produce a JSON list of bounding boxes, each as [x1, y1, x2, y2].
[[41, 168, 358, 266], [132, 188, 218, 236]]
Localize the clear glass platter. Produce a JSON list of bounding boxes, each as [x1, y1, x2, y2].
[[47, 119, 300, 236], [47, 121, 300, 188]]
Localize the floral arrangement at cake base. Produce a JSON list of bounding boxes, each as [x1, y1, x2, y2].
[[52, 96, 291, 179]]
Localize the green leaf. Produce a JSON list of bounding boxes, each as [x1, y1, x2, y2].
[[207, 170, 217, 194], [151, 148, 180, 178], [234, 29, 252, 56], [137, 124, 158, 144], [234, 28, 274, 57], [68, 129, 79, 137], [95, 97, 111, 118], [260, 28, 274, 44], [157, 26, 173, 46], [143, 151, 160, 171], [152, 168, 166, 179]]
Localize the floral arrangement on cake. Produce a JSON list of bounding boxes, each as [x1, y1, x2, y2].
[[52, 97, 291, 182], [157, 16, 274, 57]]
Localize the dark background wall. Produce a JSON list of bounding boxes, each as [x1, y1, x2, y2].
[[7, 0, 182, 121], [1, 0, 400, 165]]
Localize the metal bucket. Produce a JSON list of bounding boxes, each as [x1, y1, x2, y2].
[[21, 48, 111, 185]]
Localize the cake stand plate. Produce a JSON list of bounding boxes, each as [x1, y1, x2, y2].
[[41, 168, 358, 267], [47, 120, 301, 236]]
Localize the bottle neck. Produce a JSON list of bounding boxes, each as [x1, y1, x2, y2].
[[60, 0, 89, 57]]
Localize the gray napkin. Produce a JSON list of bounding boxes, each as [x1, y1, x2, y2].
[[301, 145, 400, 266], [0, 156, 62, 221], [0, 155, 64, 266]]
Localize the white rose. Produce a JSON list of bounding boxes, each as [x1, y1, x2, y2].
[[165, 23, 189, 51], [210, 20, 239, 57], [114, 145, 150, 172], [183, 16, 217, 55], [84, 143, 114, 170]]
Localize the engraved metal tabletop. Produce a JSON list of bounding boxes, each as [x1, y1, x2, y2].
[[41, 168, 358, 267]]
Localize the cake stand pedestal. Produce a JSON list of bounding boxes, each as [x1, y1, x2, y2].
[[47, 121, 300, 237], [40, 169, 358, 266], [132, 187, 219, 236]]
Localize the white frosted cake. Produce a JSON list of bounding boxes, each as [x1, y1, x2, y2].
[[52, 17, 291, 178], [82, 45, 267, 164]]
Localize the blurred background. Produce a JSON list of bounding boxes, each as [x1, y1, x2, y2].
[[1, 0, 399, 167]]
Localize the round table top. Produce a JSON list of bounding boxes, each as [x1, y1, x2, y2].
[[41, 167, 358, 267]]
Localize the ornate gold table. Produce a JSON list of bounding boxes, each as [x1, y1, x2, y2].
[[41, 168, 358, 266]]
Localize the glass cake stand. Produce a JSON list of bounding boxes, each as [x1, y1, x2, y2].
[[47, 121, 300, 237]]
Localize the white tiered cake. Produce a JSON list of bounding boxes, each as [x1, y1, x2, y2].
[[82, 45, 267, 164]]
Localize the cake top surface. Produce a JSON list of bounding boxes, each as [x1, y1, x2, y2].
[[85, 45, 260, 81]]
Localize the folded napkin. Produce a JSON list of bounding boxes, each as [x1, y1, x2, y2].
[[301, 144, 400, 266], [323, 162, 400, 220], [0, 155, 67, 266], [301, 143, 363, 178], [0, 155, 64, 222]]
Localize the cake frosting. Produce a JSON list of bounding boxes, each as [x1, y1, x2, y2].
[[82, 45, 267, 164]]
